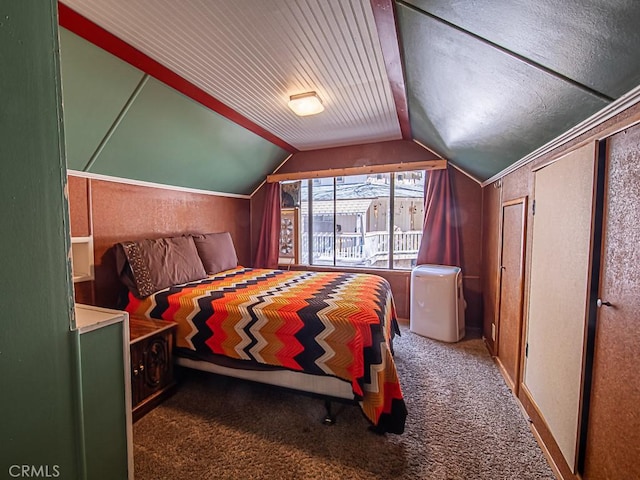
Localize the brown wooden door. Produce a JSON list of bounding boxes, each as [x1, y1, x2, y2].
[[583, 126, 640, 479], [496, 197, 527, 394]]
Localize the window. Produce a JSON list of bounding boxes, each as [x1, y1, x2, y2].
[[392, 171, 425, 268], [310, 177, 334, 266], [288, 170, 424, 270]]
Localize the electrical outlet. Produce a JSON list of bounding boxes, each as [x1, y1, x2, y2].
[[491, 323, 496, 341]]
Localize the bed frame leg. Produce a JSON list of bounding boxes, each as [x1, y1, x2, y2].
[[322, 399, 336, 425]]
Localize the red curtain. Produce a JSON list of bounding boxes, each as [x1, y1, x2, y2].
[[254, 182, 281, 269], [416, 167, 461, 267]]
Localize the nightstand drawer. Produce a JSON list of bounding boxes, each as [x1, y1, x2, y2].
[[129, 317, 177, 421]]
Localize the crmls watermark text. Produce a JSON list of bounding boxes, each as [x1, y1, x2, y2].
[[8, 465, 61, 478]]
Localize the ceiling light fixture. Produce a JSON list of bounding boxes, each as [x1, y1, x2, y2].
[[288, 91, 324, 116]]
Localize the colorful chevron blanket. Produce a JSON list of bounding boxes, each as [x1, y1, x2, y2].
[[125, 267, 407, 433]]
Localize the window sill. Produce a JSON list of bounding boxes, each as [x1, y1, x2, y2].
[[280, 263, 412, 275]]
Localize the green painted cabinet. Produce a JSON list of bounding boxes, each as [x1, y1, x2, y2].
[[76, 305, 133, 480]]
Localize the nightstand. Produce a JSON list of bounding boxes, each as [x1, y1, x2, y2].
[[129, 317, 177, 421]]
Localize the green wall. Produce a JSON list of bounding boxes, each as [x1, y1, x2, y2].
[[397, 2, 609, 181], [0, 1, 80, 478], [59, 28, 145, 172], [59, 28, 288, 195]]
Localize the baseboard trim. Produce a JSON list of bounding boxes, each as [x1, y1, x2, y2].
[[519, 384, 577, 480], [495, 357, 517, 395], [529, 419, 564, 480]]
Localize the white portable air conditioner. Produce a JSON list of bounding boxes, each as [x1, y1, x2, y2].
[[410, 264, 466, 342]]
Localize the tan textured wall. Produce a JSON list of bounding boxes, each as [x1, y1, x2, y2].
[[68, 175, 91, 237], [68, 174, 251, 308], [584, 124, 640, 480], [480, 182, 501, 353], [480, 101, 640, 480], [277, 139, 440, 174]]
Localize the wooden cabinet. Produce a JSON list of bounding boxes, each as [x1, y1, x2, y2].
[[480, 103, 640, 480], [129, 317, 177, 421], [524, 143, 597, 473], [583, 124, 640, 479]]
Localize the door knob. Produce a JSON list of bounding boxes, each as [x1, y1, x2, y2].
[[596, 299, 612, 308]]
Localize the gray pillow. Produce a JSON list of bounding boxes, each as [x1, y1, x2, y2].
[[119, 235, 207, 297], [192, 232, 239, 275]]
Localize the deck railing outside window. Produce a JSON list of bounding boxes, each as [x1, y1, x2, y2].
[[288, 171, 425, 270], [302, 230, 422, 268]]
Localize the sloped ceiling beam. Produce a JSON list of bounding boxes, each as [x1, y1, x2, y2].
[[57, 2, 297, 153], [370, 0, 412, 139]]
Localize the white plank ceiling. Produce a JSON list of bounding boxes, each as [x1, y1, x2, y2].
[[60, 0, 402, 151]]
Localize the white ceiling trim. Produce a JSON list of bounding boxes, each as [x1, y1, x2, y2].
[[67, 170, 251, 199]]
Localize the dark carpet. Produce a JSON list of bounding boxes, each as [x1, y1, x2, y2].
[[133, 326, 555, 479]]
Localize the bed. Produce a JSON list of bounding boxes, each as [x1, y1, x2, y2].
[[116, 233, 407, 434]]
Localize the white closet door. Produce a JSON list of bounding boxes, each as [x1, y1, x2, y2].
[[524, 142, 596, 472]]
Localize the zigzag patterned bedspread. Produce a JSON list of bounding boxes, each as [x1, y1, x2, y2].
[[125, 267, 407, 434]]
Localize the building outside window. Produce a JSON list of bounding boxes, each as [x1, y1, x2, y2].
[[287, 170, 424, 270]]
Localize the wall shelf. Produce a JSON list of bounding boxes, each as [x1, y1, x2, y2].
[[71, 236, 94, 282]]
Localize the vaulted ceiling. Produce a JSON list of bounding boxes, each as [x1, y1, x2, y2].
[[58, 0, 640, 192], [397, 0, 640, 181]]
